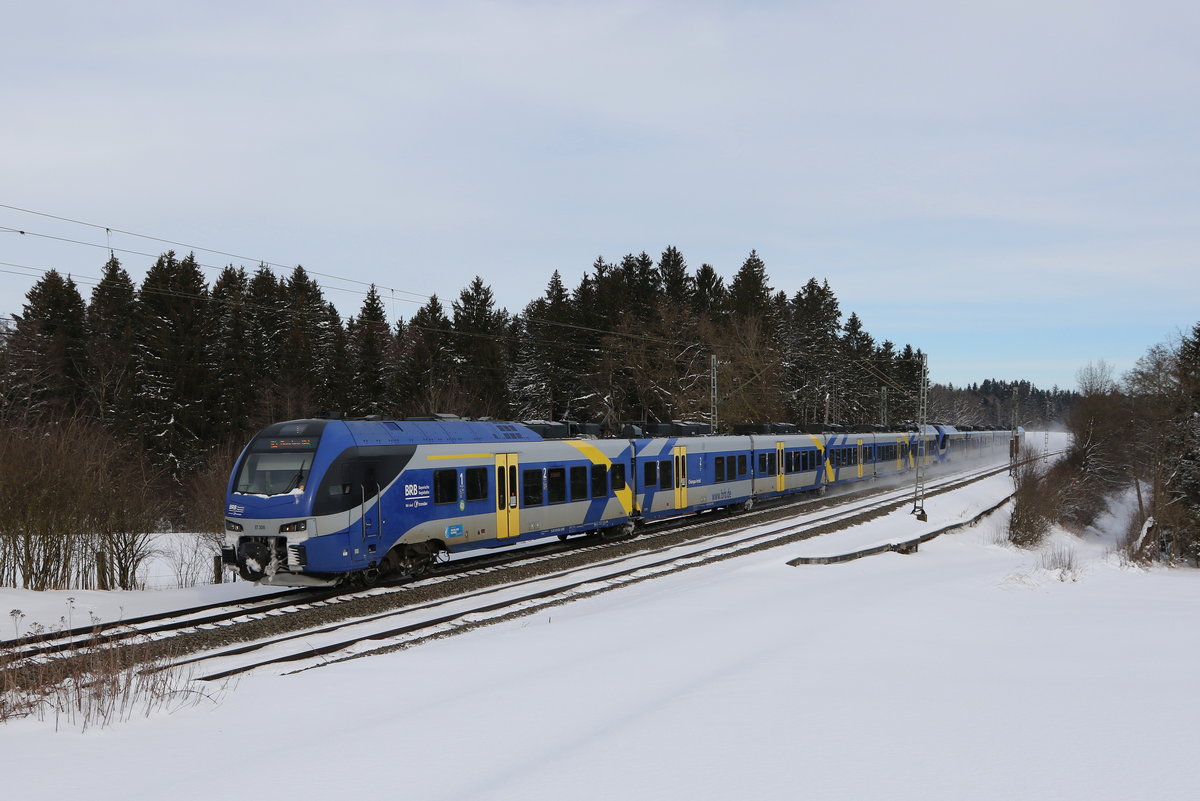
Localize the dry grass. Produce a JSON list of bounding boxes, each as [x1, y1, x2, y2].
[[1, 612, 229, 731]]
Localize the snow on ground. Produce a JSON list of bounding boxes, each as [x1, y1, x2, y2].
[[5, 432, 1198, 800]]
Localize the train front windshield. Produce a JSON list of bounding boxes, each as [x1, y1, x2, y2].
[[233, 437, 320, 496]]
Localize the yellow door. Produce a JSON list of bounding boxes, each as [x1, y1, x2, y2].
[[857, 439, 864, 479], [776, 441, 785, 492], [495, 454, 520, 538], [673, 446, 688, 509]]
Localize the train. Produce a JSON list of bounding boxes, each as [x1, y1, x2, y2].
[[221, 416, 1019, 587]]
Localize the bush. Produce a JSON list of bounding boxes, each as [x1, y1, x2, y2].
[[0, 419, 161, 590], [1007, 448, 1053, 548]]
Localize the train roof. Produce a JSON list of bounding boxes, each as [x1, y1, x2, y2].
[[262, 418, 544, 446]]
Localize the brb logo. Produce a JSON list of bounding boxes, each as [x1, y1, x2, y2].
[[227, 503, 245, 516], [404, 484, 420, 497]]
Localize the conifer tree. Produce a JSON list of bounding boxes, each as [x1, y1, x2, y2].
[[396, 294, 456, 415], [278, 266, 335, 420], [2, 269, 88, 422], [208, 265, 255, 440], [243, 265, 287, 420], [512, 271, 580, 420], [617, 252, 661, 321], [727, 250, 773, 320], [317, 301, 354, 415], [692, 264, 726, 314], [134, 251, 213, 476], [451, 276, 510, 417], [659, 246, 693, 305], [839, 312, 877, 425], [350, 285, 393, 416], [84, 257, 137, 431]]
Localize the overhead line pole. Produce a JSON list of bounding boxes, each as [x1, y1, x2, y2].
[[912, 352, 929, 522]]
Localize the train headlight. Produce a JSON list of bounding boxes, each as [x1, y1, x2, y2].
[[279, 520, 308, 533], [225, 520, 244, 532]]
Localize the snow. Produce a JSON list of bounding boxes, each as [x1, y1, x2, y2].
[[3, 432, 1198, 800]]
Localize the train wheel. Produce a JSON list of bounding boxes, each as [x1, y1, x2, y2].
[[357, 566, 382, 588], [740, 498, 754, 512], [600, 522, 636, 541]]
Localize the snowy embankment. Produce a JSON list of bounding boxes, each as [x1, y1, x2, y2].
[[4, 433, 1198, 800]]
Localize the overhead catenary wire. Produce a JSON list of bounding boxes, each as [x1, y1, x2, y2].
[[0, 221, 715, 354]]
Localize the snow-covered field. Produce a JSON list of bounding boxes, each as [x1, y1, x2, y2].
[[4, 433, 1198, 800]]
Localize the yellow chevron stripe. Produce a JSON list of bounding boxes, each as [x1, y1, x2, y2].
[[564, 440, 633, 515]]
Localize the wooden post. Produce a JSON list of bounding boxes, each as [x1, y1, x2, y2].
[[213, 555, 224, 585], [96, 551, 110, 591]]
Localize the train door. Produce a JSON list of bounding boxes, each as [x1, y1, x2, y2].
[[857, 439, 865, 479], [775, 441, 785, 492], [673, 445, 688, 509], [495, 453, 520, 539], [361, 461, 381, 543]]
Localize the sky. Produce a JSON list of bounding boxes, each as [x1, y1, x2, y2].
[[2, 0, 1197, 391]]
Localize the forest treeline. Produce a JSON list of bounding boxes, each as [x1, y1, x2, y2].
[[0, 246, 1075, 587]]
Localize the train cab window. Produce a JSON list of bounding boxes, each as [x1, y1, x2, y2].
[[611, 463, 626, 492], [738, 455, 747, 476], [643, 461, 658, 487], [570, 466, 588, 500], [464, 467, 488, 502], [522, 469, 543, 506], [547, 467, 566, 504], [433, 469, 457, 504], [715, 456, 726, 482], [659, 460, 672, 490], [591, 464, 607, 497]]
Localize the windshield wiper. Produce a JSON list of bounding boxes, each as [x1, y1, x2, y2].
[[283, 456, 310, 493]]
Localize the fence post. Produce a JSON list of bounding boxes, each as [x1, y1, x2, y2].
[[96, 551, 110, 591], [213, 555, 223, 585]]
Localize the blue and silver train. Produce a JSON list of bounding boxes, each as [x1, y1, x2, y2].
[[222, 417, 1016, 586]]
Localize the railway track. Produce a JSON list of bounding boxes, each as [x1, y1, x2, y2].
[[178, 456, 1029, 681], [2, 453, 1040, 684]]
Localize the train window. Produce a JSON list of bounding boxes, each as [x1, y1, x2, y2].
[[547, 467, 566, 504], [433, 469, 457, 504], [738, 454, 747, 476], [570, 466, 588, 500], [611, 463, 626, 491], [464, 467, 488, 502], [768, 453, 777, 475], [497, 467, 506, 510], [715, 456, 726, 482], [758, 453, 767, 474], [522, 469, 543, 506], [659, 460, 672, 490], [591, 464, 607, 497], [643, 461, 658, 487]]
